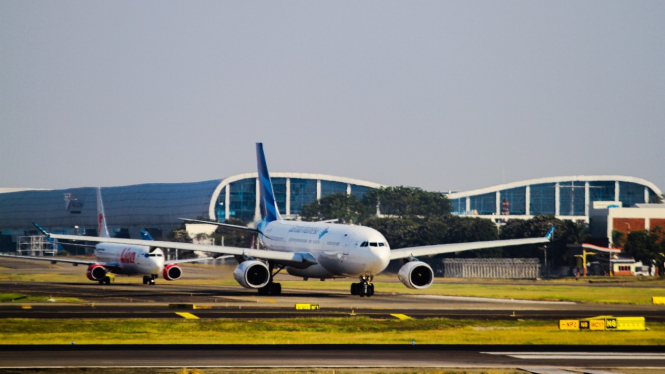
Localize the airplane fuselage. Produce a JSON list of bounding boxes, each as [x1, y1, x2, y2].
[[259, 220, 391, 279], [94, 243, 164, 275]]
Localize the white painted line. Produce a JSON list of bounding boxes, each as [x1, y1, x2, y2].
[[510, 355, 665, 360], [411, 295, 576, 305], [483, 352, 665, 356]]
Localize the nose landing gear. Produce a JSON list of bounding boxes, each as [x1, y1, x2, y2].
[[350, 275, 374, 297]]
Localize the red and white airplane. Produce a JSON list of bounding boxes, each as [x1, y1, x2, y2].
[[1, 188, 209, 285]]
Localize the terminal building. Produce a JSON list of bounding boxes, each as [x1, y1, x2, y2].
[[446, 176, 661, 224], [0, 173, 661, 252]]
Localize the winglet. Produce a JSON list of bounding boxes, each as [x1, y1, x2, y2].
[[140, 230, 154, 241], [545, 226, 555, 240], [32, 222, 51, 237]]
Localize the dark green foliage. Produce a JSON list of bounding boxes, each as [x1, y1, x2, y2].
[[624, 226, 665, 275], [363, 186, 452, 218], [210, 217, 255, 248], [300, 193, 374, 224]]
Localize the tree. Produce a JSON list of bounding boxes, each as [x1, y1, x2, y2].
[[300, 193, 373, 224], [500, 215, 583, 266], [210, 217, 255, 248], [166, 225, 192, 243], [623, 226, 665, 276], [363, 186, 452, 218]]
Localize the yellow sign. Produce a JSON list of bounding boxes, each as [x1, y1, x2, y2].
[[559, 320, 579, 330], [653, 297, 665, 305], [295, 303, 320, 310], [560, 316, 645, 331]]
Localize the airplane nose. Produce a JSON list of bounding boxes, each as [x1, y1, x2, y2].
[[370, 246, 391, 273]]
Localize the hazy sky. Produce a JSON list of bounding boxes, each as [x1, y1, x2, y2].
[[2, 1, 664, 193]]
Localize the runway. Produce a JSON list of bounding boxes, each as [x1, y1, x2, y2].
[[2, 257, 664, 372], [0, 344, 664, 369]]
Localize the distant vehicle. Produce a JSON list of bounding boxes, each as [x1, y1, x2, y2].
[[35, 143, 553, 296], [2, 188, 209, 285]]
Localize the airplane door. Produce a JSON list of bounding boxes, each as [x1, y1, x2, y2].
[[343, 233, 354, 255]]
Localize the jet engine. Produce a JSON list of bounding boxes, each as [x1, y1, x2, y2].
[[398, 261, 434, 289], [233, 260, 270, 289], [86, 264, 107, 281], [162, 264, 183, 281]]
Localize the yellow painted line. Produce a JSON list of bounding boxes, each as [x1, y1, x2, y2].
[[391, 313, 413, 320], [21, 305, 32, 310], [175, 312, 199, 319]]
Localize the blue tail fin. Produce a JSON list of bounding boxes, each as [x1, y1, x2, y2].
[[256, 143, 281, 223], [140, 230, 154, 241]]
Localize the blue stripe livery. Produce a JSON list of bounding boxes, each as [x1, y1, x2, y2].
[[545, 226, 555, 240], [140, 230, 154, 241], [256, 143, 281, 223]]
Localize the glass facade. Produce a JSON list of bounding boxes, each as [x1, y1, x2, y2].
[[501, 187, 526, 215], [559, 181, 585, 216], [271, 178, 287, 214], [290, 178, 317, 215], [350, 185, 371, 200], [530, 183, 556, 215], [470, 193, 495, 215], [229, 179, 256, 222], [452, 197, 466, 215], [215, 187, 226, 222], [588, 181, 615, 203], [619, 182, 646, 207], [321, 181, 348, 198]]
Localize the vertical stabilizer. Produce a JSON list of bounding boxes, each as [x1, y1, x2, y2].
[[256, 143, 281, 223], [96, 188, 110, 238]]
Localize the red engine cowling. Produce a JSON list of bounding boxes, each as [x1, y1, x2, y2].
[[162, 264, 182, 281], [86, 264, 107, 281]]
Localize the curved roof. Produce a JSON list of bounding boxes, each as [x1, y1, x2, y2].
[[208, 172, 386, 219], [446, 175, 662, 199]]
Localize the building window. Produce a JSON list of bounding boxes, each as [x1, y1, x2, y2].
[[229, 179, 256, 223], [350, 185, 371, 200], [271, 178, 287, 214], [588, 181, 615, 204], [501, 187, 526, 215], [290, 178, 317, 215], [619, 182, 646, 207], [530, 183, 556, 215], [452, 198, 466, 215], [470, 193, 495, 215], [216, 187, 226, 222], [321, 181, 347, 198], [559, 181, 585, 216]]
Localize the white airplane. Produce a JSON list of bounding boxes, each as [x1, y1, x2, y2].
[[2, 188, 208, 285], [33, 143, 553, 296]]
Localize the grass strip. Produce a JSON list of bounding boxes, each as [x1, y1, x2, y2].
[[0, 293, 83, 303], [1, 317, 664, 345]]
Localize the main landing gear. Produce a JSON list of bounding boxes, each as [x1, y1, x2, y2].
[[98, 276, 111, 285], [142, 275, 156, 285], [350, 275, 374, 297], [258, 262, 282, 296]]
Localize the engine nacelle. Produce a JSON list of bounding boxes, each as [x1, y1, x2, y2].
[[233, 260, 270, 289], [398, 261, 434, 289], [86, 264, 107, 281], [163, 264, 182, 281]]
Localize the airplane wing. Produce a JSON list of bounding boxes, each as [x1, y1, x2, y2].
[[389, 227, 554, 260], [165, 257, 215, 265], [179, 218, 260, 234], [43, 233, 317, 269], [0, 253, 111, 267]]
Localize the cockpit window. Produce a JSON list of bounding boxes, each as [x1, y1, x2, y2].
[[370, 242, 378, 247], [378, 243, 385, 247], [144, 254, 149, 258], [360, 242, 368, 247]]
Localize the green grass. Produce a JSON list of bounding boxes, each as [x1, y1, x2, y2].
[[1, 317, 663, 345], [0, 293, 84, 303]]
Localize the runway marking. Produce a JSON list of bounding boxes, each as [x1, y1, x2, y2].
[[175, 312, 199, 319], [390, 313, 413, 320], [519, 368, 578, 374], [483, 352, 665, 360], [411, 295, 576, 305]]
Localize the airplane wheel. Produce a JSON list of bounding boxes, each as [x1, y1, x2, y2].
[[103, 277, 111, 285], [350, 283, 358, 295], [142, 276, 148, 285]]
